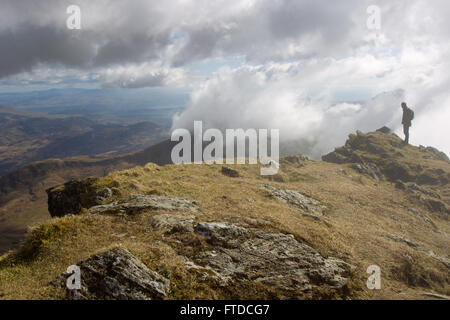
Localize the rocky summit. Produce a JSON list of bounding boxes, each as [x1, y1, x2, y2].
[[0, 130, 449, 300]]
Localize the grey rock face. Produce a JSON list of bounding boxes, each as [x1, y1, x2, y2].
[[191, 225, 353, 292], [419, 145, 450, 163], [149, 214, 195, 233], [388, 234, 420, 248], [349, 162, 382, 181], [407, 207, 434, 226], [387, 234, 449, 269], [407, 183, 441, 199], [262, 185, 324, 214], [88, 194, 200, 215], [53, 248, 170, 300], [194, 222, 250, 247], [262, 184, 327, 223], [403, 183, 449, 214]]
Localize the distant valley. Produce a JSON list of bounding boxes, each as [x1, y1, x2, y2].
[[0, 106, 169, 176], [0, 88, 189, 126]]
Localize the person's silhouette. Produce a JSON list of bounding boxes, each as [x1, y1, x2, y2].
[[401, 102, 414, 144]]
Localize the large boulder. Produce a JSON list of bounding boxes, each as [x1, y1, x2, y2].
[[190, 223, 354, 293], [52, 248, 170, 300], [46, 178, 108, 217]]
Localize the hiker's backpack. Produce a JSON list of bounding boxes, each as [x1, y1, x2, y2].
[[408, 108, 415, 121]]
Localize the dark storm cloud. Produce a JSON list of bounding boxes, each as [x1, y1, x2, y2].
[[171, 0, 366, 66], [0, 25, 95, 77], [0, 0, 175, 79], [0, 0, 369, 78]]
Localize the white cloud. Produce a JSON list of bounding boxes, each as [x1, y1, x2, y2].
[[100, 62, 185, 88], [0, 0, 449, 156], [171, 64, 407, 159]]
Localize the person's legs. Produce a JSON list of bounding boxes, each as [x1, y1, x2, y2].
[[403, 124, 409, 144]]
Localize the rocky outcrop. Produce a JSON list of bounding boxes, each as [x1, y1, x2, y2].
[[88, 194, 200, 215], [194, 222, 249, 247], [322, 130, 450, 186], [189, 222, 354, 293], [149, 214, 195, 233], [146, 214, 354, 296], [399, 182, 449, 214], [387, 234, 450, 269], [349, 162, 382, 181], [262, 185, 324, 213], [46, 178, 111, 217], [52, 248, 170, 300], [262, 184, 327, 223], [419, 146, 450, 163]]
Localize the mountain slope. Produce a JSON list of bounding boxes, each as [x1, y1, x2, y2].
[[0, 138, 176, 253], [0, 129, 448, 300]]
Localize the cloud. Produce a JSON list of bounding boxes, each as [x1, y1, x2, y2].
[[0, 0, 398, 77], [0, 0, 177, 79], [1, 0, 449, 155], [171, 64, 408, 159], [100, 62, 185, 88]]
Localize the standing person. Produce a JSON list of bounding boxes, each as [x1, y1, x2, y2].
[[401, 102, 414, 144]]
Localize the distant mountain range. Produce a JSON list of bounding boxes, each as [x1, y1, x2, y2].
[[0, 106, 169, 176]]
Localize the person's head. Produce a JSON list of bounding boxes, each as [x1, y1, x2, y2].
[[401, 102, 407, 109]]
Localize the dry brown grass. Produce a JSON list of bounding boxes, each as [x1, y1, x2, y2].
[[0, 158, 448, 299]]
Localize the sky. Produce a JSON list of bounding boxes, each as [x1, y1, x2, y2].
[[0, 0, 449, 158]]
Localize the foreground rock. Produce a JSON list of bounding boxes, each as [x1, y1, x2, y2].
[[88, 194, 200, 215], [46, 178, 108, 217], [147, 217, 354, 295], [52, 248, 170, 300], [188, 222, 354, 293]]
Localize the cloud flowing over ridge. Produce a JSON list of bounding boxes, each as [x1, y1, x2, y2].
[[172, 64, 408, 159]]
